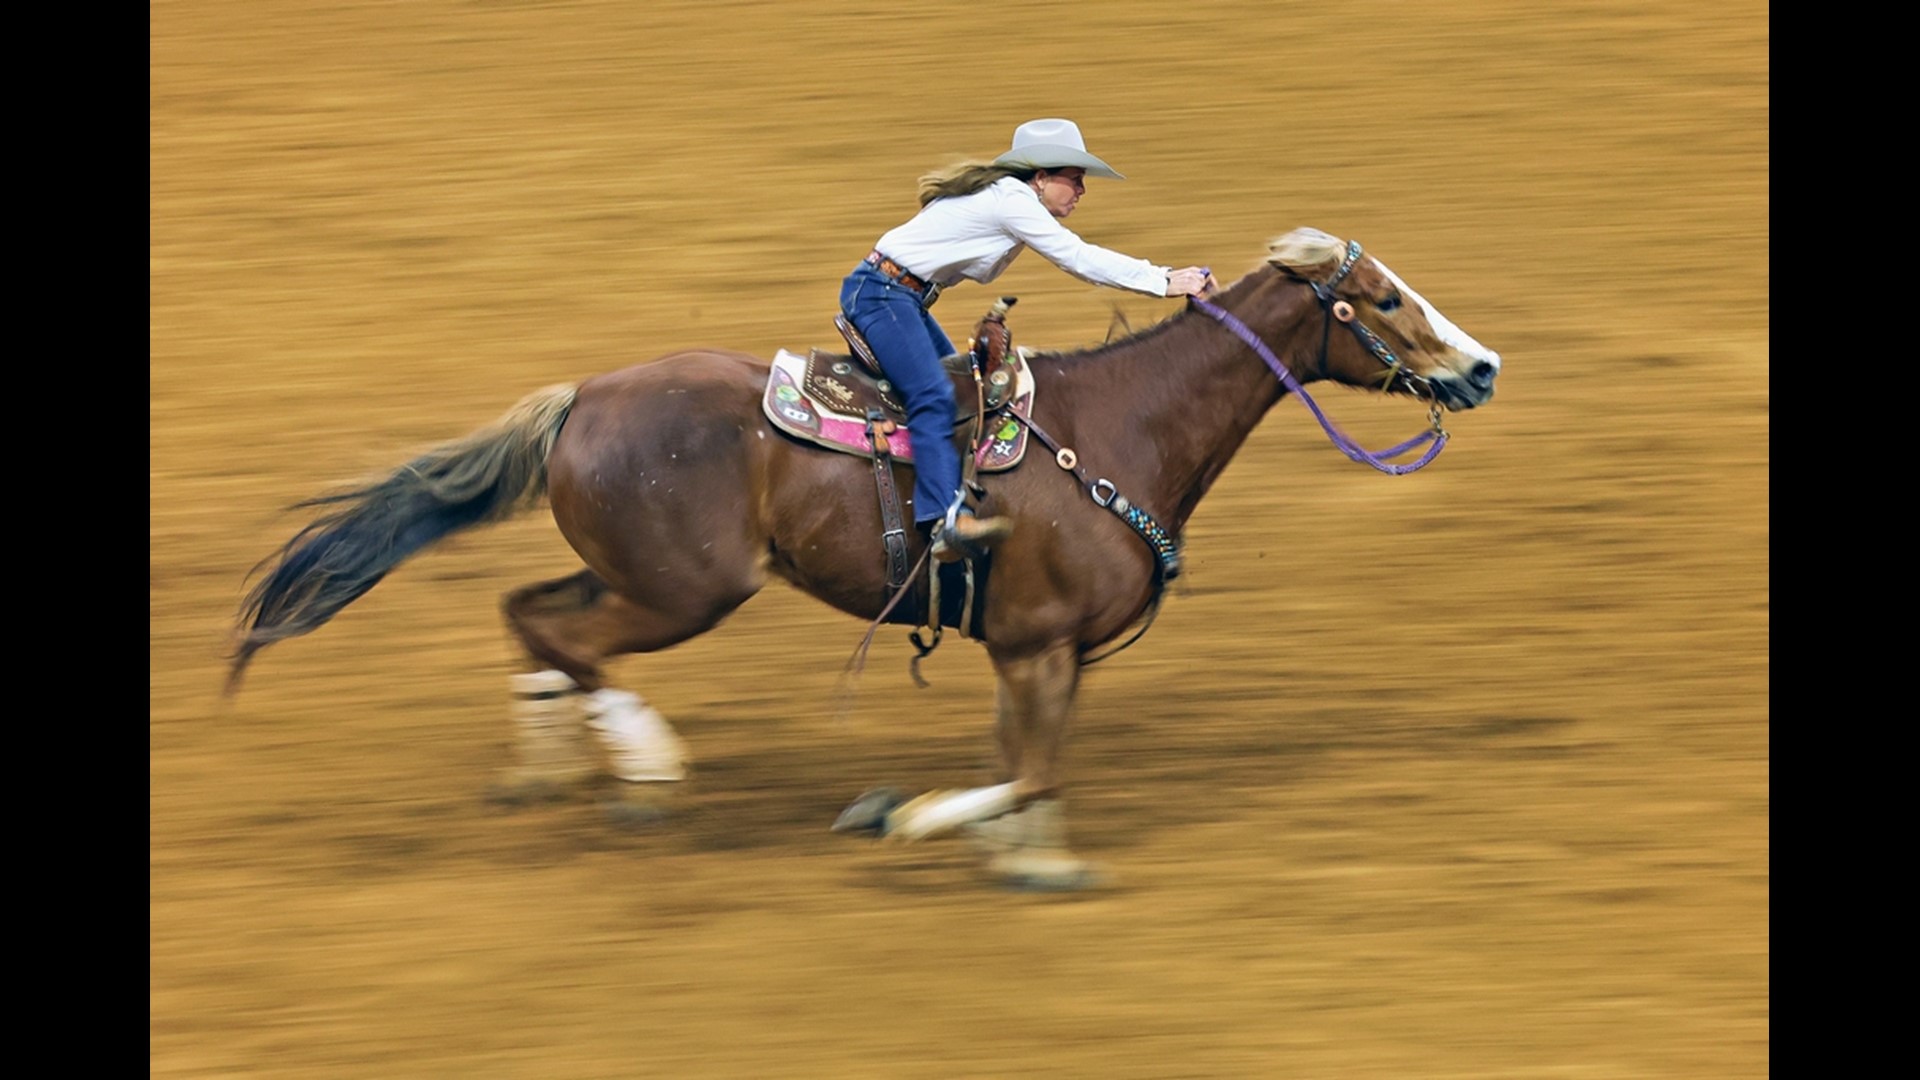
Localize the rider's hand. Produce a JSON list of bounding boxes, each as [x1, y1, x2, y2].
[[1166, 266, 1219, 298]]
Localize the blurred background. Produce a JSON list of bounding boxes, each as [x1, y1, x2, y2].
[[152, 2, 1768, 1076]]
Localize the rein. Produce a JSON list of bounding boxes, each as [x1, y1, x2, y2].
[[1188, 241, 1450, 476]]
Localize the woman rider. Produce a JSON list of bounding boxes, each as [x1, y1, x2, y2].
[[841, 117, 1216, 562]]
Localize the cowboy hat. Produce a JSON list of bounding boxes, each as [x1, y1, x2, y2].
[[992, 118, 1125, 180]]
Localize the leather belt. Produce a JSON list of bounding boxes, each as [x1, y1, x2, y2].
[[865, 251, 941, 304]]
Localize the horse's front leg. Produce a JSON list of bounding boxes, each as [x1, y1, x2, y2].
[[972, 642, 1104, 889], [877, 641, 1104, 889], [988, 641, 1079, 797]]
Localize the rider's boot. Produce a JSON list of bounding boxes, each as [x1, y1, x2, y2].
[[930, 506, 1013, 564]]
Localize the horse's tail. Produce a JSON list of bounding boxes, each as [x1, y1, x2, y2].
[[225, 383, 579, 696]]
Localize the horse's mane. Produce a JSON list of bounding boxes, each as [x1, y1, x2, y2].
[[1267, 227, 1345, 274], [1009, 305, 1175, 368]]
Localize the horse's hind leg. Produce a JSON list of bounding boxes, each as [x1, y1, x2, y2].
[[500, 568, 632, 691], [493, 567, 735, 798]]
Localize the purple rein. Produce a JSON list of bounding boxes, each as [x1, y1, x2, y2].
[[1188, 295, 1448, 475]]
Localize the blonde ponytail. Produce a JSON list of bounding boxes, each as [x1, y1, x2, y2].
[[916, 161, 1035, 207]]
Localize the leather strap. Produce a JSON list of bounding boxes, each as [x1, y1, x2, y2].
[[866, 409, 911, 590], [1004, 407, 1183, 582]]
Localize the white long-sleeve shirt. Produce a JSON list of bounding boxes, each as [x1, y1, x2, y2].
[[872, 176, 1171, 297]]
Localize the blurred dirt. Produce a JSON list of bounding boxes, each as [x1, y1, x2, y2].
[[152, 2, 1769, 1077]]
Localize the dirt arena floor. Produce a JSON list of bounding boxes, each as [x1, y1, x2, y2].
[[152, 3, 1769, 1076]]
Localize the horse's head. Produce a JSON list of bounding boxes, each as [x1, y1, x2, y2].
[[1266, 227, 1500, 410]]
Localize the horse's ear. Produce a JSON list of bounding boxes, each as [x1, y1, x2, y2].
[[1105, 305, 1134, 344], [1267, 227, 1345, 275]]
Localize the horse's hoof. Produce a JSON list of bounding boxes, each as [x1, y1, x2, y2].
[[832, 787, 908, 836], [988, 850, 1110, 893]]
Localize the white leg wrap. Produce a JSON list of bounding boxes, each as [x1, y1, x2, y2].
[[887, 783, 1021, 842], [963, 800, 1100, 889], [512, 670, 579, 699], [965, 798, 1067, 852], [505, 670, 597, 783], [583, 689, 688, 782]]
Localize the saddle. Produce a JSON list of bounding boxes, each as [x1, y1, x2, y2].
[[765, 300, 1032, 463], [761, 298, 1037, 596]]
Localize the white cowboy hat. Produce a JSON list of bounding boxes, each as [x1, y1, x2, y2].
[[992, 118, 1125, 180]]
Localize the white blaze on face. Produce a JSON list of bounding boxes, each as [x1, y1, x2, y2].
[[1376, 260, 1501, 369]]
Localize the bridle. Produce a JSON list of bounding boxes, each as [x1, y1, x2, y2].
[[1189, 239, 1449, 476]]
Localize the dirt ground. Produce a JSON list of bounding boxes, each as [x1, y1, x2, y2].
[[151, 2, 1769, 1076]]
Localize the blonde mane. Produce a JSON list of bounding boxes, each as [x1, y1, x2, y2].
[[1267, 228, 1346, 275]]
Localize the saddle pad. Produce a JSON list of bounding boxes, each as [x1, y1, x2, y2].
[[762, 348, 1033, 472]]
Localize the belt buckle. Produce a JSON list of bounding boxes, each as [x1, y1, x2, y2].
[[921, 281, 943, 308]]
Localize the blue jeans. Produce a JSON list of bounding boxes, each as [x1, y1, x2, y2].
[[840, 263, 959, 528]]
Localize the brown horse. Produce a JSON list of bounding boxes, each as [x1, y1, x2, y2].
[[228, 226, 1500, 890]]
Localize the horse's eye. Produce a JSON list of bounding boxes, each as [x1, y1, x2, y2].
[[1377, 294, 1403, 313]]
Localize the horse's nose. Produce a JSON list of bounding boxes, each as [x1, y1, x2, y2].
[[1469, 359, 1499, 390]]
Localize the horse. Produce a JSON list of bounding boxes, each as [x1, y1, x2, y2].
[[227, 226, 1500, 890]]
